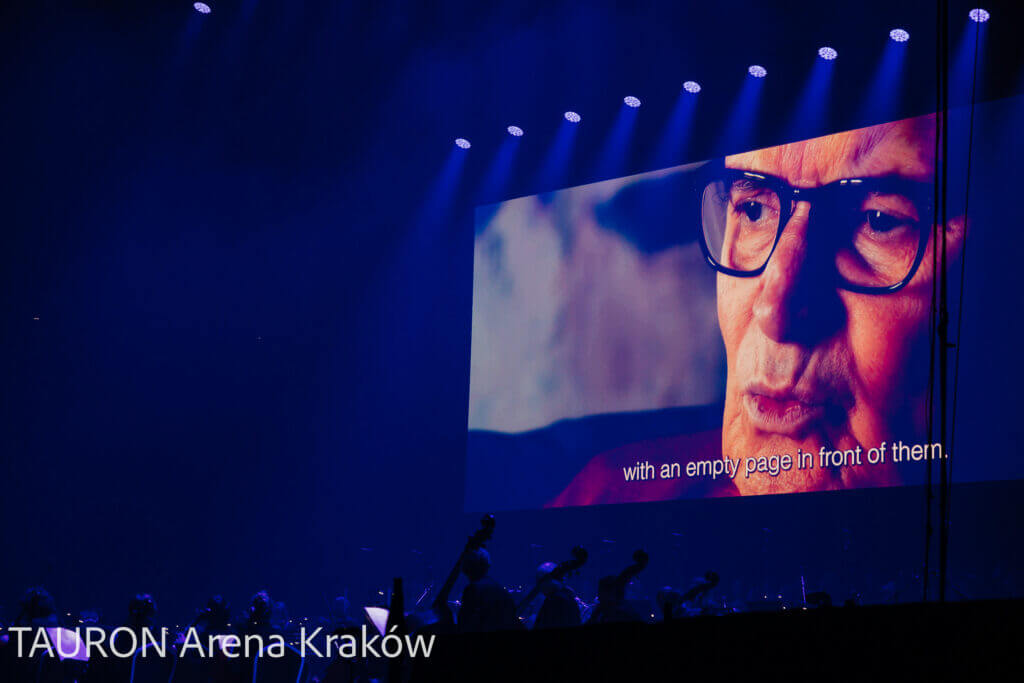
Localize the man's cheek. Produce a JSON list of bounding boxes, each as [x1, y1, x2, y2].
[[716, 278, 755, 358], [846, 297, 929, 402]]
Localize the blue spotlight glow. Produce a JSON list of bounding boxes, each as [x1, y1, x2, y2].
[[650, 87, 699, 168], [683, 80, 701, 94], [414, 145, 469, 234], [818, 46, 838, 60], [786, 47, 837, 140], [507, 125, 524, 137], [951, 11, 990, 108], [596, 102, 639, 178], [748, 65, 767, 78], [476, 135, 521, 202], [193, 2, 211, 13], [890, 28, 910, 42], [969, 8, 990, 23], [623, 96, 641, 108], [454, 138, 471, 149], [858, 28, 911, 125], [537, 118, 579, 189], [718, 71, 766, 153]]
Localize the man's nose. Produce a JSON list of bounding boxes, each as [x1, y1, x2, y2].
[[751, 203, 844, 344]]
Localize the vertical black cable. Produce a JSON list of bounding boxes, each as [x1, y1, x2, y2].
[[923, 0, 942, 604], [944, 7, 982, 608], [937, 0, 951, 604]]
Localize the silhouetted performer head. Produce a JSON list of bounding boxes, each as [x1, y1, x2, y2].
[[535, 562, 561, 596], [457, 549, 520, 633], [656, 587, 683, 621], [206, 595, 230, 626], [193, 595, 230, 637], [532, 562, 582, 630], [245, 590, 275, 634], [128, 593, 157, 630], [17, 586, 57, 627], [590, 574, 644, 625], [461, 548, 491, 582]]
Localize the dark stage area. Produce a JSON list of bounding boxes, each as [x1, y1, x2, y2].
[[416, 599, 1024, 680]]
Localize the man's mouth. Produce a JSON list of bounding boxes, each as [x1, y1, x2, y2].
[[741, 384, 828, 437]]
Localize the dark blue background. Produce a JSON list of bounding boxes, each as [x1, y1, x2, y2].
[[2, 0, 1023, 624]]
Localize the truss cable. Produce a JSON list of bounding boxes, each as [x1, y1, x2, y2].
[[922, 0, 944, 604], [937, 0, 952, 604], [943, 7, 983, 607]]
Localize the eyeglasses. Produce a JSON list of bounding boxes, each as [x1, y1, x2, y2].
[[698, 162, 933, 294]]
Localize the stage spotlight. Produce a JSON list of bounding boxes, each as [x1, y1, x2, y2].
[[969, 8, 990, 23], [507, 125, 524, 137], [818, 47, 838, 60], [455, 138, 471, 149], [193, 2, 211, 13], [748, 65, 767, 78], [564, 111, 581, 123], [623, 96, 641, 108], [890, 28, 910, 42], [683, 81, 701, 94]]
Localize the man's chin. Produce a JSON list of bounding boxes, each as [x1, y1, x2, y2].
[[724, 425, 903, 496], [724, 427, 841, 496], [734, 467, 844, 496]]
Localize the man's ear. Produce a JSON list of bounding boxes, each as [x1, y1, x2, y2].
[[943, 216, 968, 256]]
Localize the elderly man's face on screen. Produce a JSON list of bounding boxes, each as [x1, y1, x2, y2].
[[707, 115, 964, 494]]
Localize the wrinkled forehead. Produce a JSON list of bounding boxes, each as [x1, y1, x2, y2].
[[725, 114, 936, 186]]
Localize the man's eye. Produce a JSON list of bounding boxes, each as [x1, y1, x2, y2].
[[865, 210, 905, 233], [740, 201, 764, 222]]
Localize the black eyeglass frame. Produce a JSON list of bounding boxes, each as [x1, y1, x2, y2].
[[696, 160, 934, 295]]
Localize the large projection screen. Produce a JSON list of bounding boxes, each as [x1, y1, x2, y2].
[[467, 96, 1024, 511]]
